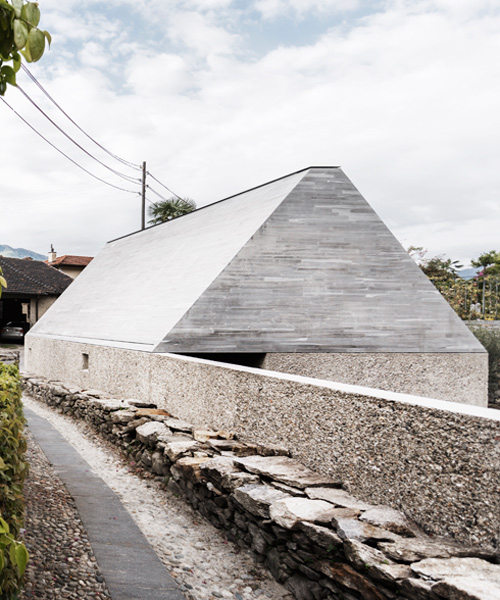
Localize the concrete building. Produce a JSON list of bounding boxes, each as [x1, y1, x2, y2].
[[25, 167, 487, 405]]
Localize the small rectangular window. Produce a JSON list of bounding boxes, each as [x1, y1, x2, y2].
[[82, 353, 89, 370]]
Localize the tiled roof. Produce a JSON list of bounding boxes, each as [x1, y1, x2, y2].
[[47, 255, 93, 267], [0, 256, 73, 296]]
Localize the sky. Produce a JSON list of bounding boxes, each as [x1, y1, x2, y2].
[[1, 0, 499, 265]]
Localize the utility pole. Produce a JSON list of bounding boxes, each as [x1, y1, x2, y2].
[[141, 161, 146, 230]]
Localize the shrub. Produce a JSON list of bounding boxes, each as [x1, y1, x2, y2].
[[0, 363, 29, 599], [469, 325, 500, 388]]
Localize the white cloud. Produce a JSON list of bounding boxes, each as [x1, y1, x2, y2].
[[253, 0, 360, 20], [2, 1, 499, 265], [166, 11, 240, 56]]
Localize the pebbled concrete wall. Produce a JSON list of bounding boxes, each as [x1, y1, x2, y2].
[[261, 352, 487, 406], [25, 336, 500, 549]]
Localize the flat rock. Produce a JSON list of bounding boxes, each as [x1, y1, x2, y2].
[[233, 484, 290, 518], [234, 456, 340, 489], [411, 557, 500, 581], [135, 421, 170, 446], [269, 481, 306, 496], [200, 456, 261, 491], [333, 517, 399, 543], [207, 439, 258, 456], [344, 540, 412, 582], [379, 538, 497, 563], [111, 410, 138, 424], [135, 408, 171, 420], [256, 443, 290, 457], [127, 400, 157, 408], [360, 505, 418, 536], [170, 456, 211, 483], [433, 576, 500, 600], [193, 430, 220, 442], [164, 440, 200, 462], [315, 562, 387, 600], [298, 522, 343, 548], [270, 497, 340, 529], [199, 455, 237, 481], [163, 417, 194, 433], [306, 487, 374, 510], [399, 578, 440, 600]]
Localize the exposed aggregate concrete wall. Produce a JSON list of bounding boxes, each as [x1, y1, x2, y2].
[[25, 336, 500, 552], [261, 352, 487, 406], [22, 378, 500, 600]]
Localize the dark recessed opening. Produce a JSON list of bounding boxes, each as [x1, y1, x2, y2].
[[82, 353, 89, 370], [180, 353, 266, 369]]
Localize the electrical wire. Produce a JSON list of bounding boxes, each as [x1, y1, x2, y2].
[[0, 95, 139, 194], [21, 64, 142, 171], [146, 185, 172, 203], [16, 84, 141, 184], [147, 171, 182, 199]]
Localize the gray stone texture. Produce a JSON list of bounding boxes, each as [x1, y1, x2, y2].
[[24, 337, 500, 550], [24, 378, 500, 600]]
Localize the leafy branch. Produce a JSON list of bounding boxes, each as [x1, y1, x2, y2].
[[0, 0, 51, 95]]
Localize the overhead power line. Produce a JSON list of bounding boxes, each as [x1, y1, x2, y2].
[[0, 95, 140, 194], [21, 64, 142, 171], [147, 171, 182, 200], [16, 84, 141, 185]]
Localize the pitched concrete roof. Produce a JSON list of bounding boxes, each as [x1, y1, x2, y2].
[[28, 167, 484, 353], [0, 256, 73, 296]]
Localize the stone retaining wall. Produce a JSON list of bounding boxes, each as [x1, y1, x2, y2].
[[24, 338, 500, 552], [22, 377, 500, 600]]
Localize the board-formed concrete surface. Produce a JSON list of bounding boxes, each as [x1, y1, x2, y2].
[[27, 167, 483, 355]]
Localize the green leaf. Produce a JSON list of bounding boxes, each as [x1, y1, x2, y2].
[[12, 50, 21, 72], [26, 27, 44, 61], [14, 542, 28, 575], [13, 18, 28, 49], [0, 517, 10, 534], [43, 29, 51, 47], [21, 2, 40, 27], [12, 0, 22, 18], [0, 548, 4, 572], [1, 65, 15, 85], [0, 275, 7, 288]]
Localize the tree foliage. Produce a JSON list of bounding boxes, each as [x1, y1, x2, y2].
[[407, 246, 462, 279], [148, 197, 197, 225], [471, 250, 500, 276], [0, 0, 51, 95]]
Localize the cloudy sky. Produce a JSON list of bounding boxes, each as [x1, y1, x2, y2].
[[1, 0, 499, 265]]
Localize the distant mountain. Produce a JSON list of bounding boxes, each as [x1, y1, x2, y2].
[[0, 245, 45, 261], [458, 267, 481, 280]]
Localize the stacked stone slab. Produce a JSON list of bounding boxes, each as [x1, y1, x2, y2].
[[23, 376, 500, 600]]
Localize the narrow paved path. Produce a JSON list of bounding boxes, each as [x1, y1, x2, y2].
[[25, 407, 185, 600], [22, 395, 290, 600]]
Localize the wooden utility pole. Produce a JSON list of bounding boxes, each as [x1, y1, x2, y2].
[[141, 161, 146, 230]]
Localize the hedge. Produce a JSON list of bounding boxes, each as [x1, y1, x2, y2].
[[0, 363, 29, 599]]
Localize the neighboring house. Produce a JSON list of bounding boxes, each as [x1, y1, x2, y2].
[[26, 166, 487, 405], [46, 247, 93, 279], [0, 256, 72, 329]]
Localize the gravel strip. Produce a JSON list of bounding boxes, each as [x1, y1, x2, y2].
[[20, 430, 111, 600], [22, 396, 291, 600]]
